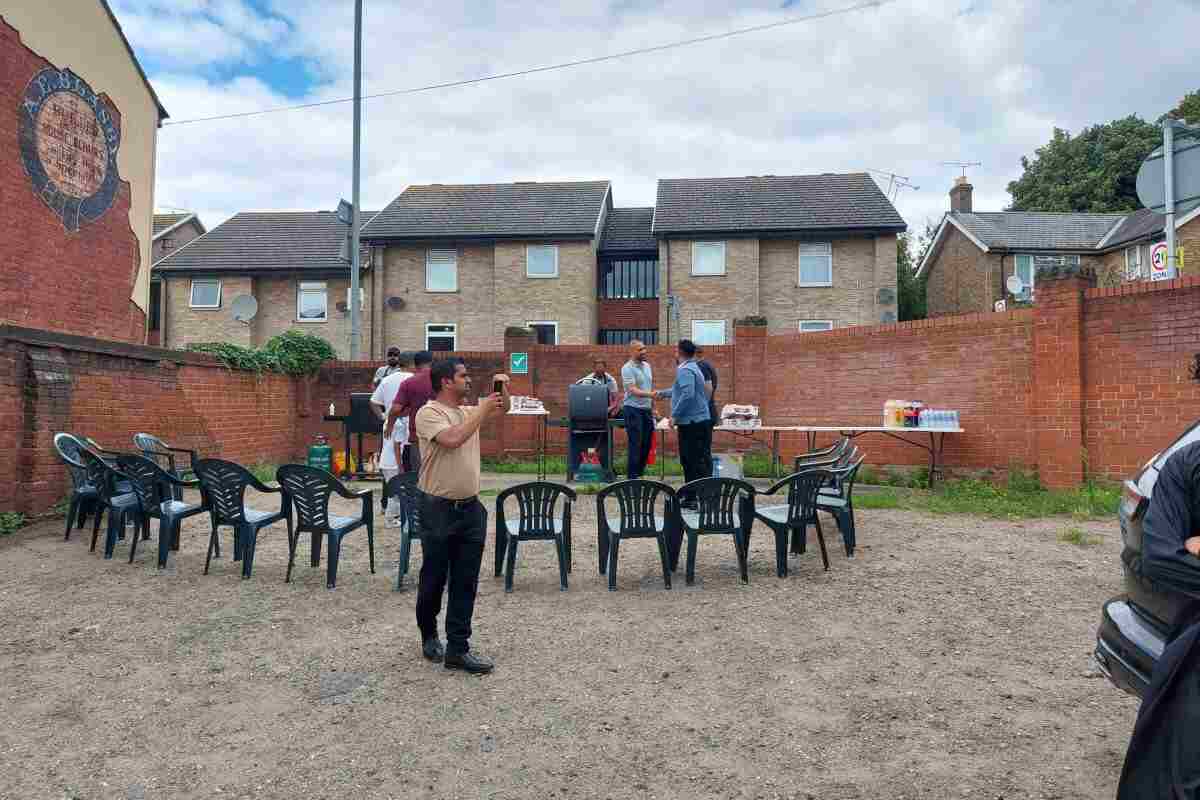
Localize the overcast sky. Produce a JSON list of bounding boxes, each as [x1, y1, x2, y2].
[[115, 0, 1199, 238]]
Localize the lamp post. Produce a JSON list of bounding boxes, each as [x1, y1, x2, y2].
[[349, 0, 363, 360]]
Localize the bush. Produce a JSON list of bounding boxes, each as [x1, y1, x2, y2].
[[734, 315, 768, 327], [0, 512, 26, 535], [187, 330, 335, 376]]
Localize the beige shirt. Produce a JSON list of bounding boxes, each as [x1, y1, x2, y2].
[[415, 400, 481, 500]]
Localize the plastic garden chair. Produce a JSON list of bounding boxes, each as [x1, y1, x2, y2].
[[134, 433, 198, 502], [115, 454, 209, 568], [595, 479, 676, 591], [54, 433, 101, 540], [816, 456, 865, 557], [277, 465, 374, 589], [385, 472, 422, 591], [793, 438, 849, 473], [195, 459, 289, 579], [753, 469, 833, 576], [494, 482, 576, 593], [676, 477, 756, 585], [78, 448, 141, 560]]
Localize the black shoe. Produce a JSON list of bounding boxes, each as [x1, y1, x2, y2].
[[421, 638, 445, 663], [444, 652, 494, 674]]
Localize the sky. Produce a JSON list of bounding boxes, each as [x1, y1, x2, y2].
[[114, 0, 1200, 239]]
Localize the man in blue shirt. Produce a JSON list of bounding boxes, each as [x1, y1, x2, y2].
[[655, 339, 710, 505]]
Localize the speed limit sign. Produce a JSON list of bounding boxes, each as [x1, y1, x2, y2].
[[1150, 242, 1173, 281]]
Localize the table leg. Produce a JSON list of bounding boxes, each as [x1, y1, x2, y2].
[[771, 430, 781, 479], [343, 428, 352, 479], [659, 429, 666, 481], [928, 432, 947, 489]]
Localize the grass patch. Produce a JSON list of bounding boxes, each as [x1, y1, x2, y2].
[[248, 463, 279, 485], [0, 512, 26, 536], [854, 489, 902, 510], [1058, 526, 1099, 546], [917, 472, 1119, 520]]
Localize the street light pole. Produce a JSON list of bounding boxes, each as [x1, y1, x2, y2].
[[349, 0, 363, 360], [1164, 119, 1177, 277]]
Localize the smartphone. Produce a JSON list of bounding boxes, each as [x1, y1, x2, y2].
[[493, 379, 504, 395]]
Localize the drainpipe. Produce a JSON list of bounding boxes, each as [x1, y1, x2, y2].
[[665, 239, 672, 343]]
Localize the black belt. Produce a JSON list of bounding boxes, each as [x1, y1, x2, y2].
[[422, 492, 478, 511]]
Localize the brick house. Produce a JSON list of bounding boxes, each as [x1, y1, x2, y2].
[[148, 212, 205, 345], [153, 211, 376, 358], [652, 174, 906, 343], [1, 2, 168, 344], [919, 178, 1200, 315]]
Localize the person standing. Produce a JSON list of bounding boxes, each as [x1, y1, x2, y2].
[[620, 340, 657, 480], [385, 350, 434, 473], [373, 346, 406, 389], [656, 339, 710, 502], [370, 352, 413, 526], [695, 346, 718, 479], [576, 357, 621, 417], [414, 359, 507, 674]]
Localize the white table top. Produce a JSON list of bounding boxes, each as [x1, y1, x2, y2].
[[714, 425, 964, 433], [507, 409, 549, 416]]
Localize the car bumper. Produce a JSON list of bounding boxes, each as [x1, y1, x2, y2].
[[1094, 597, 1165, 699]]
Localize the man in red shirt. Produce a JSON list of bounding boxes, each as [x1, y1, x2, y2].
[[385, 350, 434, 472]]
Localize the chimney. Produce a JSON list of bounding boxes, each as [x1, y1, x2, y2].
[[949, 176, 973, 213]]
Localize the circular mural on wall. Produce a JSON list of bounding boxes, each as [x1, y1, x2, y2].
[[18, 67, 122, 232]]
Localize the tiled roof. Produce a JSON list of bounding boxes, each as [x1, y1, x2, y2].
[[362, 181, 611, 240], [652, 173, 906, 235], [153, 211, 378, 274], [1098, 207, 1165, 249], [599, 207, 656, 252], [153, 213, 191, 237], [950, 211, 1124, 250]]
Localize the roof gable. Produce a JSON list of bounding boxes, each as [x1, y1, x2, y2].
[[950, 211, 1124, 251], [362, 181, 611, 240], [100, 0, 168, 119], [651, 173, 906, 235]]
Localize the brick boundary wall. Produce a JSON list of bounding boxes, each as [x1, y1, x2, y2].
[[3, 272, 1197, 514]]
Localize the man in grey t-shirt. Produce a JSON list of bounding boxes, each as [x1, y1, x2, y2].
[[620, 339, 657, 479]]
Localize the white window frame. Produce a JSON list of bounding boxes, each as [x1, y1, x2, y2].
[[426, 249, 458, 293], [296, 281, 328, 323], [1124, 245, 1142, 281], [798, 320, 834, 333], [425, 323, 457, 351], [525, 245, 559, 278], [798, 242, 833, 287], [525, 320, 559, 345], [691, 241, 726, 276], [691, 319, 727, 345], [189, 279, 221, 309], [1014, 254, 1035, 300]]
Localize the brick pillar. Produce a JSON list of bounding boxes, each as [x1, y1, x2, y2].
[[1032, 272, 1090, 488], [502, 328, 537, 459], [733, 324, 767, 414]]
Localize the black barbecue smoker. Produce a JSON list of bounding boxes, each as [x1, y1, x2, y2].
[[566, 382, 615, 481]]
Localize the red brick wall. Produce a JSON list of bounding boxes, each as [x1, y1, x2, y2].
[[597, 299, 659, 330], [0, 20, 148, 345], [1083, 277, 1200, 481]]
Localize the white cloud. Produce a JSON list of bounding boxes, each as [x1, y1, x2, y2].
[[140, 0, 1200, 235]]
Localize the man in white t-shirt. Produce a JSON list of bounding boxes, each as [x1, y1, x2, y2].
[[370, 354, 413, 526]]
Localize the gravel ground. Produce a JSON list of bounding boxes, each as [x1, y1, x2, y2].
[[0, 488, 1137, 800]]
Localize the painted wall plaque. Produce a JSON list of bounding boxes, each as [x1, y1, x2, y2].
[[18, 67, 122, 232]]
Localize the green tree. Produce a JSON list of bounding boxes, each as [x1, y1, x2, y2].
[[897, 230, 927, 321], [1165, 89, 1200, 124], [1007, 115, 1161, 212]]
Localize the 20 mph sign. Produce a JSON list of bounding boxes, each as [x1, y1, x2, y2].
[[1150, 242, 1173, 281]]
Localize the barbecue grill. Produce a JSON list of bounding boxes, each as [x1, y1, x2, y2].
[[567, 383, 614, 481]]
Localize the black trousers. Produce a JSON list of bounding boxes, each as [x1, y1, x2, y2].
[[623, 406, 654, 479], [677, 421, 711, 488], [403, 441, 420, 473], [701, 420, 715, 478], [415, 494, 486, 655]]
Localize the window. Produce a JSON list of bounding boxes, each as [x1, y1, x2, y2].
[[691, 242, 725, 276], [691, 320, 726, 345], [426, 323, 457, 352], [426, 249, 457, 292], [799, 242, 833, 286], [1014, 255, 1034, 299], [599, 329, 658, 346], [526, 245, 559, 278], [189, 279, 221, 309], [297, 281, 327, 322], [148, 280, 161, 331], [599, 258, 659, 299], [799, 320, 834, 332], [526, 321, 558, 345], [1013, 254, 1081, 300], [1124, 245, 1143, 281]]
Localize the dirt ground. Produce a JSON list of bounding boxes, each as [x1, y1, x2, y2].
[[0, 487, 1138, 800]]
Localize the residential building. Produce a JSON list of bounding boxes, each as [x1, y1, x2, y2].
[[1, 1, 167, 344], [149, 212, 205, 345], [653, 174, 906, 343], [153, 211, 376, 359], [919, 178, 1200, 316]]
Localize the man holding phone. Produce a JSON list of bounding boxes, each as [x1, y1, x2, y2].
[[414, 360, 508, 674]]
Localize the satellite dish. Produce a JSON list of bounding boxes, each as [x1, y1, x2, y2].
[[230, 294, 258, 324], [1005, 275, 1024, 295]]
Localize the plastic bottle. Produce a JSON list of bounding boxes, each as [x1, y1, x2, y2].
[[328, 402, 336, 416]]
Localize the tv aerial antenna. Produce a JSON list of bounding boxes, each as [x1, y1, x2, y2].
[[865, 168, 918, 201], [941, 160, 981, 178]]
